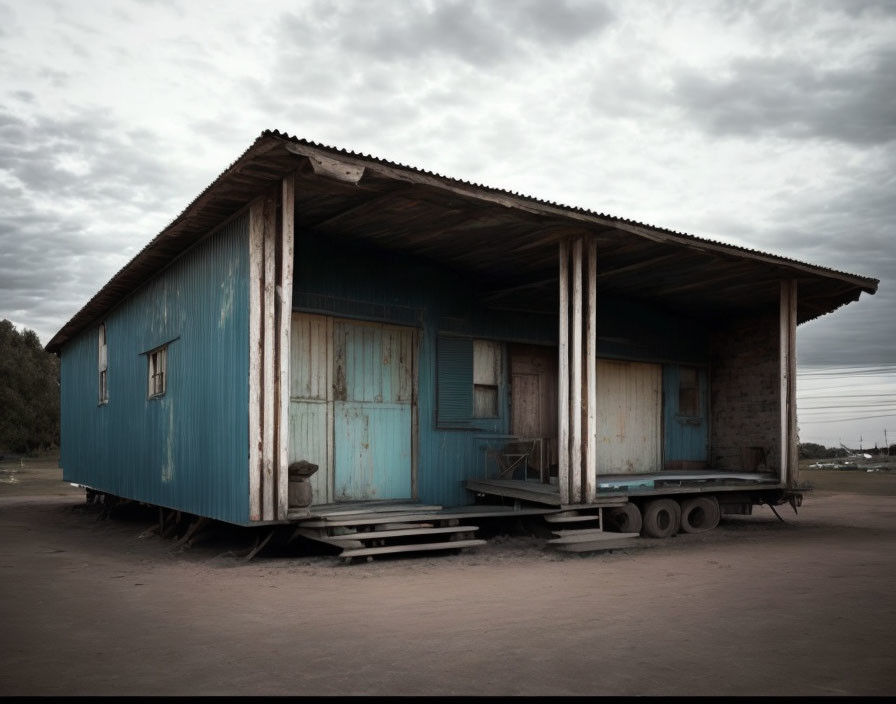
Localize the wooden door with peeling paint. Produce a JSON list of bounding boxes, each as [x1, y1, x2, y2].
[[333, 320, 415, 501], [509, 344, 558, 473], [596, 359, 662, 474]]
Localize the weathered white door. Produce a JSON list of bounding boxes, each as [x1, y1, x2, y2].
[[596, 359, 662, 474]]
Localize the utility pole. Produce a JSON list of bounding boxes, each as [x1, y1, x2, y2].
[[886, 429, 890, 457]]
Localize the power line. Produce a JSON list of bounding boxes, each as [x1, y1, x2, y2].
[[797, 393, 896, 399], [800, 413, 896, 424]]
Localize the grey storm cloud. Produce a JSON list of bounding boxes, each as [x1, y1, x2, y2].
[[673, 48, 896, 146], [0, 106, 206, 344], [283, 0, 613, 67], [0, 108, 184, 207]]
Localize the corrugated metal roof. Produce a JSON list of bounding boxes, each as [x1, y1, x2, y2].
[[45, 129, 879, 352]]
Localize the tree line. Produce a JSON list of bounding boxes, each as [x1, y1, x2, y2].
[[0, 319, 60, 454]]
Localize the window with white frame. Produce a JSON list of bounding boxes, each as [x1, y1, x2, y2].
[[147, 345, 167, 398], [473, 339, 501, 418], [98, 324, 108, 404]]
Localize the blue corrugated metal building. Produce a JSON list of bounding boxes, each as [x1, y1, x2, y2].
[[46, 130, 878, 525]]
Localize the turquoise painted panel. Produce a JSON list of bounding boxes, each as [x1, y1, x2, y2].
[[332, 320, 414, 500], [59, 216, 250, 524], [663, 364, 709, 464], [334, 403, 412, 500]]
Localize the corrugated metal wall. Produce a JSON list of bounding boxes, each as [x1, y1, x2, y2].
[[60, 216, 250, 524], [292, 234, 713, 507]]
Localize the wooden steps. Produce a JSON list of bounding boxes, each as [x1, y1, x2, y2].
[[548, 530, 641, 552], [326, 525, 479, 541], [294, 504, 489, 561], [544, 510, 599, 524], [340, 539, 487, 561]]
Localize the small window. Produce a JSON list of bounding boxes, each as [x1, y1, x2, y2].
[[147, 345, 167, 398], [678, 366, 699, 417], [98, 324, 108, 404], [473, 339, 501, 418]]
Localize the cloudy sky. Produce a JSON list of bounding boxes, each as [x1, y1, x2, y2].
[[1, 0, 894, 448]]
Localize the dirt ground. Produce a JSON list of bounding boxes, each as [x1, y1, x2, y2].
[[1, 457, 895, 695]]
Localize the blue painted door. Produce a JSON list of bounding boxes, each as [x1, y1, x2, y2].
[[333, 320, 415, 500], [662, 364, 709, 469]]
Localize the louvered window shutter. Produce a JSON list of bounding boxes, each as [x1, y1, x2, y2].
[[437, 334, 473, 425]]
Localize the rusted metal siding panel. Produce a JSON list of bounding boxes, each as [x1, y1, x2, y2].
[[59, 215, 250, 524], [596, 359, 662, 474]]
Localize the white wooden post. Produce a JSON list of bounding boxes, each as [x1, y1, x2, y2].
[[277, 173, 295, 519], [585, 237, 597, 504], [558, 239, 570, 505], [779, 280, 797, 486], [571, 238, 583, 504], [248, 198, 265, 521], [261, 195, 277, 521]]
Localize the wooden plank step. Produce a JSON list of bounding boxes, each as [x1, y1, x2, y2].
[[543, 513, 599, 523], [299, 514, 446, 528], [327, 525, 479, 541], [312, 504, 443, 517], [548, 531, 640, 545], [559, 497, 628, 509], [340, 539, 487, 559], [555, 536, 641, 553]]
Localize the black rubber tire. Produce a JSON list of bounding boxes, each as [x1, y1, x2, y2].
[[641, 499, 681, 538], [679, 496, 720, 533], [605, 504, 643, 534]]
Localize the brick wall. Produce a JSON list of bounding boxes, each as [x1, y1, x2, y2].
[[710, 313, 781, 472]]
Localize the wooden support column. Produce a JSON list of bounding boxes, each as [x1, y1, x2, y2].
[[248, 199, 264, 522], [262, 194, 277, 521], [558, 239, 570, 505], [585, 237, 597, 504], [276, 173, 295, 520], [779, 280, 798, 487], [570, 238, 583, 504], [249, 183, 290, 522]]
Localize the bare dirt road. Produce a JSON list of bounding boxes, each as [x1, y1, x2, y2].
[[1, 458, 895, 696]]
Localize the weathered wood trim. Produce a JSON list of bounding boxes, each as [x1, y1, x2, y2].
[[558, 239, 570, 505], [248, 198, 265, 521], [326, 315, 335, 504], [261, 194, 277, 521], [277, 173, 295, 520], [571, 237, 583, 504], [782, 280, 799, 487], [585, 237, 597, 504], [307, 153, 365, 184], [411, 326, 419, 501], [780, 280, 798, 486]]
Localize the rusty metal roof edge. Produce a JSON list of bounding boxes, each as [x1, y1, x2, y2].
[[45, 129, 880, 352]]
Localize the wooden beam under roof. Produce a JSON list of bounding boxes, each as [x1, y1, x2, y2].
[[480, 276, 559, 302]]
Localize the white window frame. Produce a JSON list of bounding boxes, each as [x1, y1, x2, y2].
[[473, 339, 501, 419], [147, 345, 168, 399], [98, 323, 108, 404]]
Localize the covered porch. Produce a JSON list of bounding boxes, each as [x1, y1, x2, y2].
[[233, 132, 875, 518]]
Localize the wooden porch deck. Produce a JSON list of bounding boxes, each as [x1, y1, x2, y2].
[[467, 471, 781, 507]]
